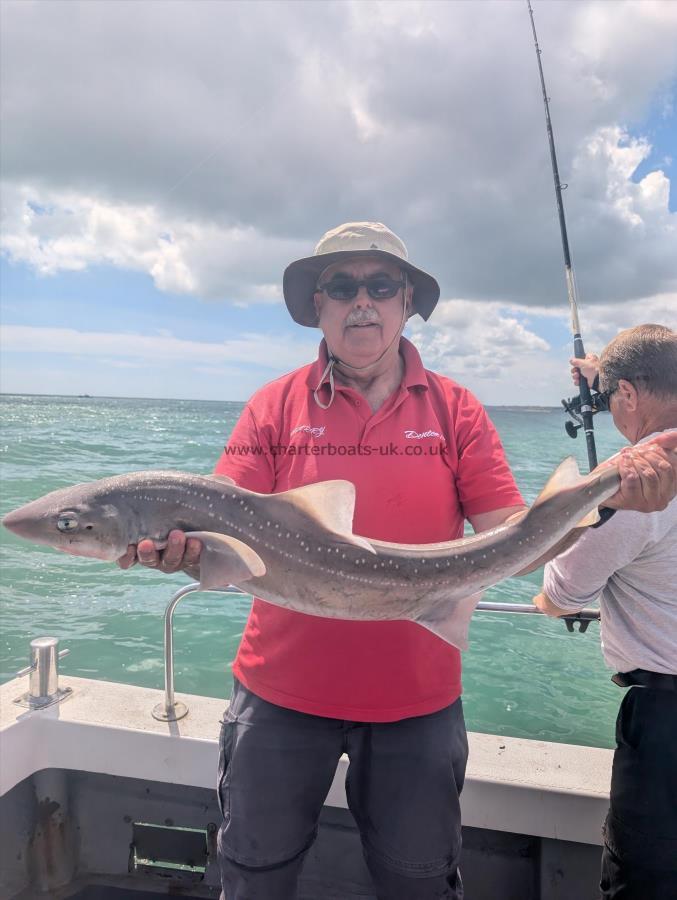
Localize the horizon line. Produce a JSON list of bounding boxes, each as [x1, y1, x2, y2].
[[0, 391, 564, 411]]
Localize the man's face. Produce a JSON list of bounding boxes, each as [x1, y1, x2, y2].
[[313, 257, 411, 364]]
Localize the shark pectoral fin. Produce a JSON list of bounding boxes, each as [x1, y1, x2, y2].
[[414, 591, 484, 651], [185, 531, 266, 591], [275, 480, 377, 555]]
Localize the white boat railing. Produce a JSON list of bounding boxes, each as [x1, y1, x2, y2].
[[151, 583, 600, 723]]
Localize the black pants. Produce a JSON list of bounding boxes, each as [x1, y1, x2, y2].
[[217, 679, 468, 900], [600, 686, 677, 900]]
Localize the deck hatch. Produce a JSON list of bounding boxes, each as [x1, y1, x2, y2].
[[130, 821, 208, 879]]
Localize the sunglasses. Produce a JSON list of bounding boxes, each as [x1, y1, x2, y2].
[[591, 388, 614, 412], [317, 276, 405, 302]]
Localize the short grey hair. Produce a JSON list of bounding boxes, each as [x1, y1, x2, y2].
[[600, 324, 677, 399]]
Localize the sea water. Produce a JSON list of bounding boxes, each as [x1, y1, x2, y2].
[[0, 394, 628, 748]]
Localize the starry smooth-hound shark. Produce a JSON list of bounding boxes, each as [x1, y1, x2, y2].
[[2, 458, 619, 649]]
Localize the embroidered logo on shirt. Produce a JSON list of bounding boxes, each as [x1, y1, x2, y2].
[[404, 429, 441, 439], [291, 425, 326, 438]]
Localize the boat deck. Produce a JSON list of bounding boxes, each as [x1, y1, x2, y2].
[[1, 674, 612, 899]]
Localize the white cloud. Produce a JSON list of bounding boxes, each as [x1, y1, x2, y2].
[[406, 298, 562, 406], [0, 0, 675, 308], [0, 184, 303, 300], [406, 293, 675, 406], [575, 293, 677, 349], [573, 126, 673, 230], [0, 324, 317, 373], [409, 299, 550, 377]]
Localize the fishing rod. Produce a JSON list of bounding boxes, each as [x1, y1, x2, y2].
[[476, 601, 599, 633], [526, 0, 607, 472], [208, 586, 599, 634]]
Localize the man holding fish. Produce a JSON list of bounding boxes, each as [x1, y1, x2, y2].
[[118, 222, 525, 898], [534, 324, 677, 900], [6, 223, 675, 899]]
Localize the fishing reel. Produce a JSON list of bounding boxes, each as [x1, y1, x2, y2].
[[561, 388, 611, 439]]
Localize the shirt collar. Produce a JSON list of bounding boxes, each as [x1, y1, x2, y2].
[[305, 336, 428, 394]]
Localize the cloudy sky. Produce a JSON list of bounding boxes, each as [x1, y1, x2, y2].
[[1, 0, 675, 405]]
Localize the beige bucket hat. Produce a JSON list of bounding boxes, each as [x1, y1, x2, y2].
[[283, 222, 440, 327]]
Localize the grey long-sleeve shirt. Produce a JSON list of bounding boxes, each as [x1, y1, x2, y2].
[[543, 429, 677, 675]]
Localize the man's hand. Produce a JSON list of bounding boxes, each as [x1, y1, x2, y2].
[[570, 354, 600, 388], [117, 529, 202, 573], [533, 591, 570, 618], [602, 432, 677, 513]]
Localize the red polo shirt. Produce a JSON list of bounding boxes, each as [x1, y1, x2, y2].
[[214, 338, 522, 721]]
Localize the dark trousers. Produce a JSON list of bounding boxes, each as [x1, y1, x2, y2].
[[600, 686, 677, 900], [217, 679, 468, 900]]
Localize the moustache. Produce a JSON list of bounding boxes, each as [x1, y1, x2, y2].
[[345, 311, 380, 327]]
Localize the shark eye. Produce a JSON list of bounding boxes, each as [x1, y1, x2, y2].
[[57, 513, 79, 533]]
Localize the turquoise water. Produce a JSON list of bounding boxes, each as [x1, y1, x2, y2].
[[0, 394, 627, 748]]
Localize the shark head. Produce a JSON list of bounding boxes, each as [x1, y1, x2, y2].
[[2, 482, 130, 561]]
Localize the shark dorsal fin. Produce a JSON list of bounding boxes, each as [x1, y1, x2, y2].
[[532, 457, 582, 504], [276, 480, 376, 555], [532, 456, 600, 527]]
